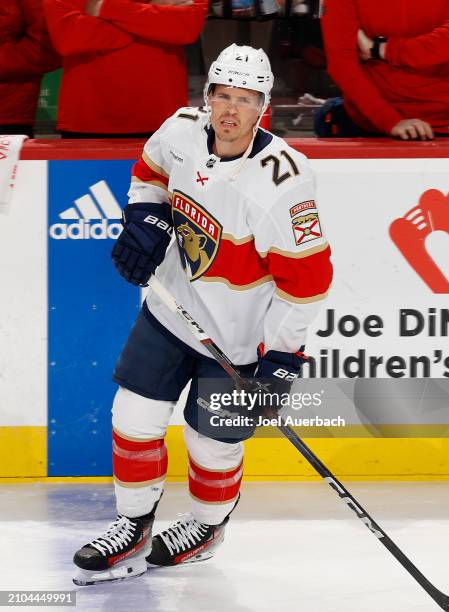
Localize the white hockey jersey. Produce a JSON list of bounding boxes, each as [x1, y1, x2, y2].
[[129, 107, 333, 365]]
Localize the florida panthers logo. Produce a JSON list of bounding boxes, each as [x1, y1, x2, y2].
[[172, 191, 222, 280], [289, 200, 322, 246]]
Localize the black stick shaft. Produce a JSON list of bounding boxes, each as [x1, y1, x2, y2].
[[149, 276, 449, 610], [277, 422, 449, 610]]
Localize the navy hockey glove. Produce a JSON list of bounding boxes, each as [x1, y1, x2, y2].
[[253, 343, 309, 416], [111, 203, 172, 286]]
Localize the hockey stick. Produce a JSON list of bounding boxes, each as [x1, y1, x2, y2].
[[148, 275, 449, 610]]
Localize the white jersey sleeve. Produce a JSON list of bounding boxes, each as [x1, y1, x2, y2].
[[127, 107, 203, 206], [127, 117, 174, 206], [249, 144, 333, 353]]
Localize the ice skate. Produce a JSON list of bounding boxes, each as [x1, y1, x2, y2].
[[146, 513, 227, 567], [73, 512, 154, 586]]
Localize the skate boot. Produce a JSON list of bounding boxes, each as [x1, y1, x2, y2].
[[146, 513, 228, 567], [73, 511, 154, 586]]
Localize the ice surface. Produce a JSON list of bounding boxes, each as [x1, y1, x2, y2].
[[0, 482, 448, 611]]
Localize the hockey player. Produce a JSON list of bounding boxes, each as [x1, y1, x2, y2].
[[72, 44, 333, 586]]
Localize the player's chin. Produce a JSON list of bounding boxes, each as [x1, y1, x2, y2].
[[216, 129, 238, 142], [219, 126, 237, 136]]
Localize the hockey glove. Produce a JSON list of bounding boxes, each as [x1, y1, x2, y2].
[[253, 343, 309, 417], [111, 203, 173, 286]]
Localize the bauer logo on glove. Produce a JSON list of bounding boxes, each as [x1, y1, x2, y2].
[[252, 343, 309, 415], [256, 343, 309, 380], [111, 202, 173, 287]]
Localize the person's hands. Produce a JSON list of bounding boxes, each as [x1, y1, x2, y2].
[[356, 32, 433, 140], [357, 29, 373, 61], [111, 203, 173, 286], [252, 344, 308, 418], [85, 0, 103, 16], [357, 29, 387, 61], [390, 119, 434, 140]]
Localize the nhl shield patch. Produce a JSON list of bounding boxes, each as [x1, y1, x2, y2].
[[289, 200, 322, 246], [172, 191, 222, 280]]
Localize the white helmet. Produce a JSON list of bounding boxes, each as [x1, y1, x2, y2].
[[204, 43, 274, 110]]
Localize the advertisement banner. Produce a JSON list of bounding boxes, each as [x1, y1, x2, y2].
[[48, 160, 140, 476], [307, 159, 449, 380], [4, 153, 448, 476]]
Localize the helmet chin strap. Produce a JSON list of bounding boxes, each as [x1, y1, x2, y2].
[[203, 84, 212, 129], [203, 84, 270, 182]]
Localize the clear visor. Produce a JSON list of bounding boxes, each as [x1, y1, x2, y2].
[[208, 89, 263, 110]]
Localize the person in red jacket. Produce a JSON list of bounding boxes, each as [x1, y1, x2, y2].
[[0, 0, 60, 138], [316, 0, 449, 140], [43, 0, 207, 137]]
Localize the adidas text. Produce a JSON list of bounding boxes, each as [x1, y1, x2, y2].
[[49, 219, 122, 240]]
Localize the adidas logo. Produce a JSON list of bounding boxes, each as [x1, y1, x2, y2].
[[49, 180, 123, 240]]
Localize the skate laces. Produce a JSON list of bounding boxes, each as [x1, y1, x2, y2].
[[160, 514, 209, 555], [90, 515, 137, 557]]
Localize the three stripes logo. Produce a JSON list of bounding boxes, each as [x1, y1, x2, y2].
[[49, 180, 123, 240]]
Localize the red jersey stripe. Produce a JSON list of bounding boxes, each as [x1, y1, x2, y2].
[[203, 237, 270, 286], [268, 244, 333, 300], [200, 236, 332, 300], [132, 155, 169, 190]]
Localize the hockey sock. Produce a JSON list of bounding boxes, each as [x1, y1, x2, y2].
[[113, 430, 168, 518], [188, 455, 243, 525]]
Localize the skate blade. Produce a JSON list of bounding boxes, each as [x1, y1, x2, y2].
[[179, 549, 215, 564], [179, 530, 225, 564], [146, 550, 216, 570], [146, 551, 214, 570], [73, 550, 149, 586]]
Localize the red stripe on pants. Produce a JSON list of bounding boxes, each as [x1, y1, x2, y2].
[[188, 456, 243, 503], [113, 431, 167, 483]]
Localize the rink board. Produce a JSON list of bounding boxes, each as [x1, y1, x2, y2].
[[0, 140, 448, 478], [2, 426, 449, 480]]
